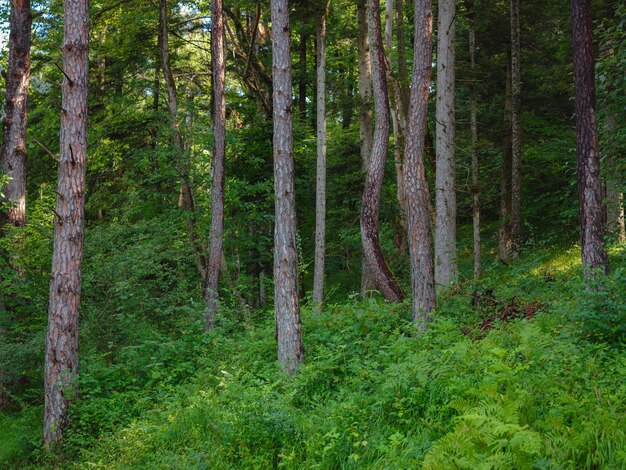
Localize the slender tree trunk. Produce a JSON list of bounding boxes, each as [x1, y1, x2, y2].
[[604, 115, 626, 243], [499, 61, 513, 263], [469, 11, 481, 279], [43, 0, 89, 449], [395, 0, 409, 113], [404, 0, 435, 329], [510, 0, 522, 256], [270, 0, 304, 374], [435, 0, 457, 287], [298, 32, 307, 120], [357, 0, 376, 297], [1, 0, 32, 229], [204, 0, 226, 330], [571, 0, 609, 278], [312, 6, 327, 313], [361, 0, 405, 301]]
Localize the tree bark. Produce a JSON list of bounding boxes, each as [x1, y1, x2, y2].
[[44, 0, 89, 449], [1, 0, 32, 229], [469, 10, 481, 279], [270, 0, 304, 374], [360, 0, 405, 301], [510, 0, 522, 256], [204, 0, 226, 330], [435, 0, 457, 287], [499, 60, 513, 263], [404, 0, 435, 329], [357, 0, 376, 297], [312, 6, 327, 313], [298, 32, 307, 120], [571, 0, 609, 278]]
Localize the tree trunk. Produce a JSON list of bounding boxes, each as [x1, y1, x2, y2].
[[510, 0, 522, 256], [571, 0, 609, 279], [435, 0, 457, 287], [204, 0, 226, 330], [312, 7, 327, 313], [270, 0, 304, 374], [357, 0, 376, 298], [44, 0, 89, 449], [469, 10, 481, 279], [395, 0, 409, 113], [499, 60, 513, 263], [606, 188, 625, 242], [298, 31, 307, 120], [1, 0, 32, 229], [404, 0, 436, 329], [360, 0, 405, 302]]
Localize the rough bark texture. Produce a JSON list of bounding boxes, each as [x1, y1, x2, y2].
[[44, 0, 89, 449], [270, 0, 304, 374], [469, 12, 481, 279], [312, 9, 327, 313], [404, 0, 436, 329], [1, 0, 32, 228], [435, 0, 457, 287], [499, 61, 513, 263], [571, 0, 609, 278], [360, 0, 405, 302], [510, 0, 522, 256], [357, 0, 376, 297], [204, 0, 226, 330]]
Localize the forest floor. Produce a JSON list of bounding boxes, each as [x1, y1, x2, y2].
[[1, 232, 625, 469]]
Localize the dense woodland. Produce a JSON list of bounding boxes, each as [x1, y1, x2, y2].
[[0, 0, 625, 467]]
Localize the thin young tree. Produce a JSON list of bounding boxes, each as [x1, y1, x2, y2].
[[204, 0, 226, 330], [469, 8, 481, 279], [270, 0, 304, 373], [435, 0, 457, 287], [44, 0, 89, 449], [404, 0, 435, 329], [510, 0, 522, 256], [571, 0, 609, 279], [312, 2, 328, 313], [360, 0, 405, 302], [0, 0, 32, 229], [498, 60, 513, 263]]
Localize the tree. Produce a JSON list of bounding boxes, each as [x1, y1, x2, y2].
[[469, 7, 481, 279], [499, 60, 513, 264], [435, 0, 457, 287], [312, 2, 328, 313], [270, 0, 304, 374], [510, 0, 522, 256], [44, 0, 89, 449], [404, 0, 435, 329], [204, 0, 226, 330], [0, 0, 32, 229], [360, 0, 405, 302], [571, 0, 609, 279]]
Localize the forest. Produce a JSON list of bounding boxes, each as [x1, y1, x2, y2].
[[0, 0, 625, 467]]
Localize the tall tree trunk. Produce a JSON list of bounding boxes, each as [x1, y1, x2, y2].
[[604, 115, 626, 243], [435, 0, 457, 287], [571, 0, 609, 278], [357, 0, 376, 297], [510, 0, 522, 256], [270, 0, 304, 374], [298, 31, 307, 120], [404, 0, 435, 329], [499, 60, 513, 263], [204, 0, 226, 330], [1, 0, 32, 229], [361, 0, 405, 301], [395, 0, 409, 113], [43, 0, 89, 449], [469, 10, 481, 279], [312, 6, 327, 313]]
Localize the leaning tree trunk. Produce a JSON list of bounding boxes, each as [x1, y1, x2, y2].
[[270, 0, 304, 374], [510, 0, 522, 256], [360, 0, 405, 301], [571, 0, 609, 279], [44, 0, 89, 449], [469, 10, 481, 279], [435, 0, 457, 287], [0, 0, 32, 229], [204, 0, 226, 330], [404, 0, 436, 329], [499, 60, 513, 263], [357, 0, 376, 297], [312, 5, 327, 313]]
